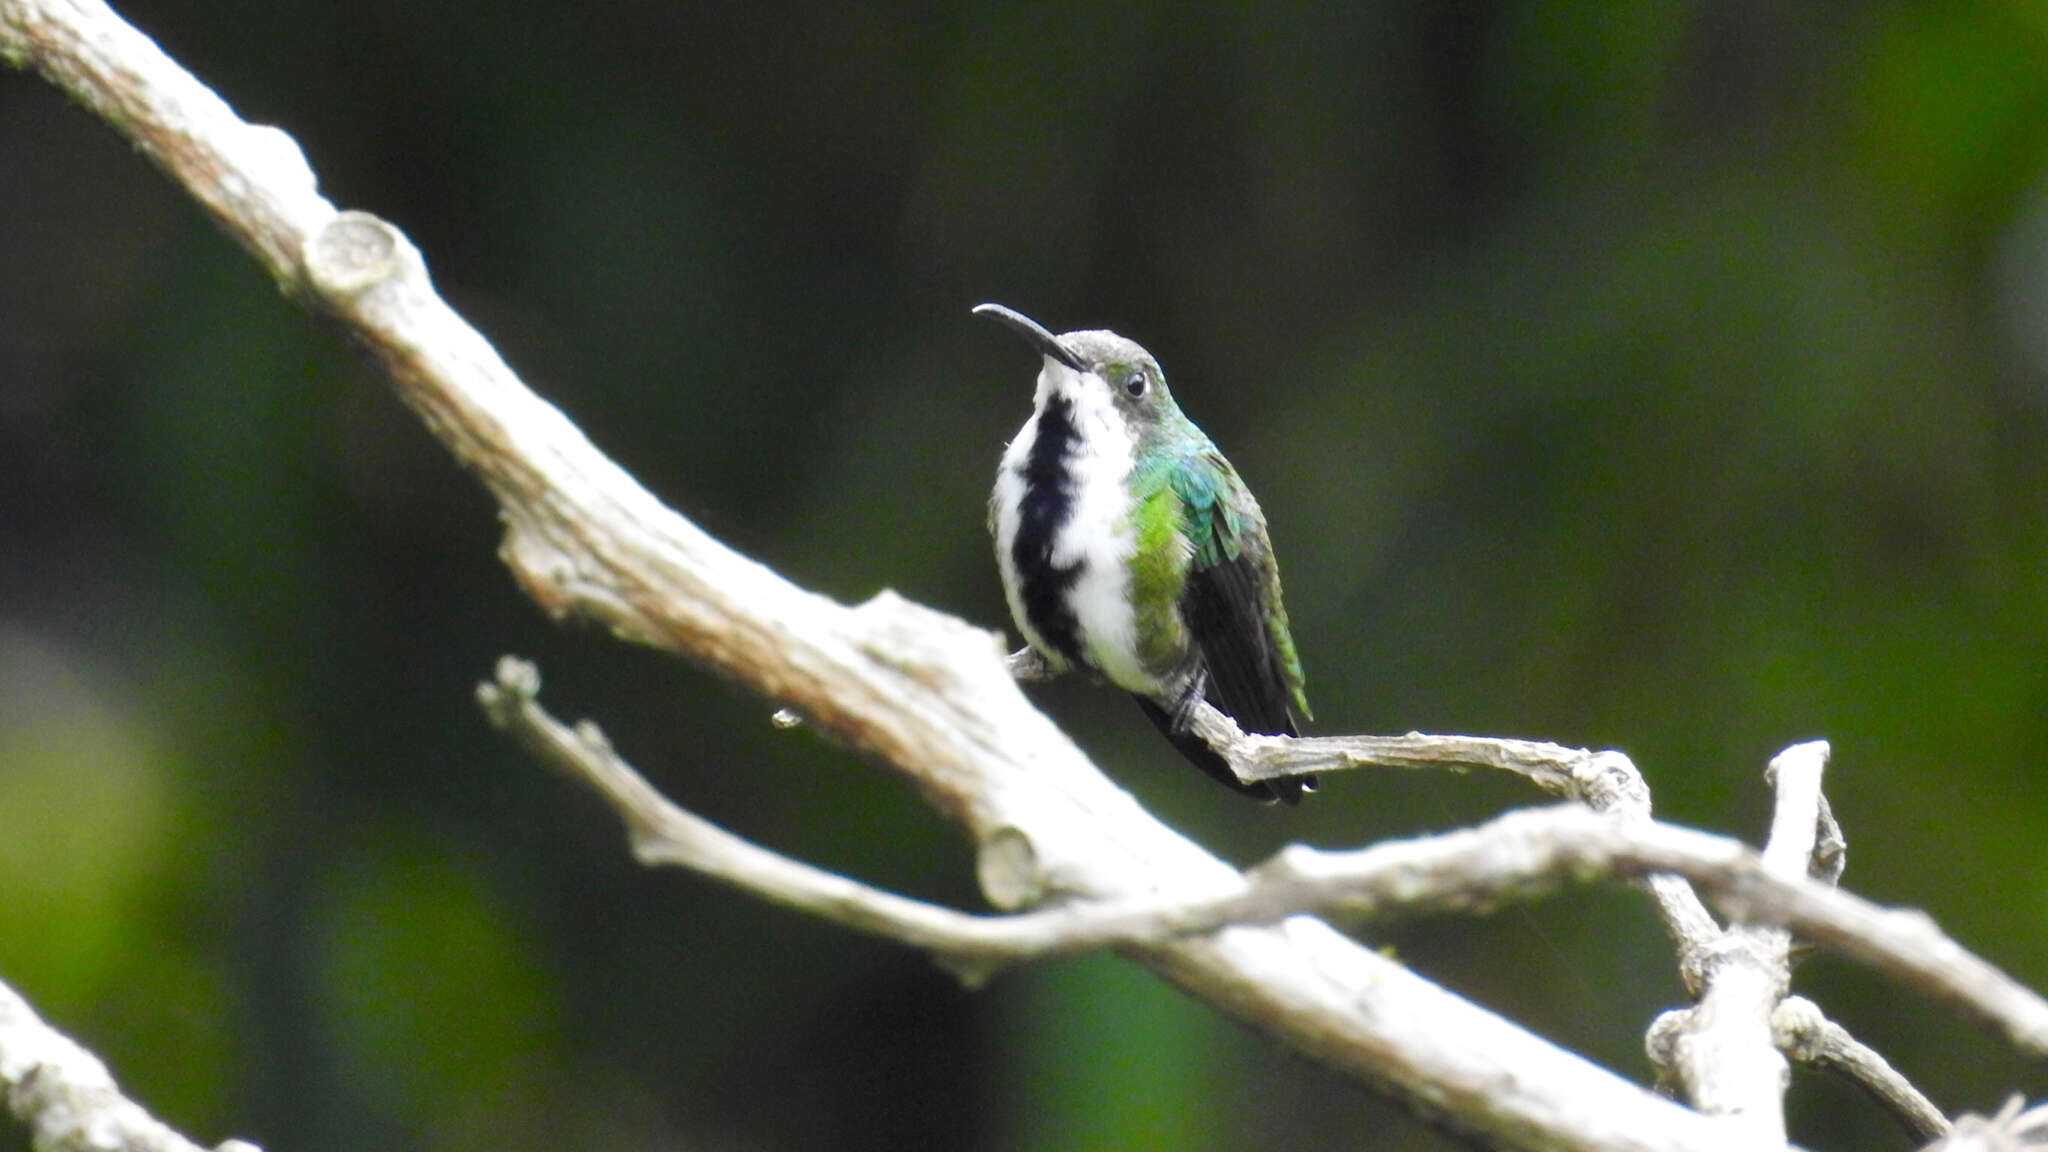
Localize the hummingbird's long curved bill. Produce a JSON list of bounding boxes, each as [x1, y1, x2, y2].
[[973, 303, 1084, 371]]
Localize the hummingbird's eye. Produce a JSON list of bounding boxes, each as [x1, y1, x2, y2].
[[1122, 370, 1148, 399]]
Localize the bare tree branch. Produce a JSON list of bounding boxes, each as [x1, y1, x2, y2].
[[485, 659, 2048, 1071], [1648, 742, 1830, 1143], [479, 656, 1031, 986], [1757, 742, 1832, 884], [0, 977, 259, 1152], [0, 0, 326, 280], [1187, 704, 1730, 985], [7, 2, 2044, 1150], [0, 3, 1779, 1149], [1773, 996, 1948, 1142]]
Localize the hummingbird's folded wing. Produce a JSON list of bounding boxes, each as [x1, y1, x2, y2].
[[1172, 452, 1303, 740], [1184, 548, 1298, 739]]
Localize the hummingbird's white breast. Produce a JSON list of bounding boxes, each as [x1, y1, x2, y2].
[[993, 361, 1155, 693]]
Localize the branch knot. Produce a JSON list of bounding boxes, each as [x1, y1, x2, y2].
[[302, 210, 410, 298]]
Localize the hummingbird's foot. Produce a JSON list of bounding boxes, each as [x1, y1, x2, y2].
[[1005, 647, 1062, 682], [1166, 668, 1209, 736]]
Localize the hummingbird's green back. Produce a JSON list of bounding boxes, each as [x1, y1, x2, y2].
[[1148, 445, 1311, 731]]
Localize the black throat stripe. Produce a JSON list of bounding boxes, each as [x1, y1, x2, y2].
[[1011, 391, 1086, 665]]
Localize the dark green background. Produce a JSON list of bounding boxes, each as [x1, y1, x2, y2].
[[4, 1, 2047, 1148]]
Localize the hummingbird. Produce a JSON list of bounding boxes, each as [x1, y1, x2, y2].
[[975, 303, 1316, 804]]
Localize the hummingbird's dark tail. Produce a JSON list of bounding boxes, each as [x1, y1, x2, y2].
[[1132, 696, 1315, 805]]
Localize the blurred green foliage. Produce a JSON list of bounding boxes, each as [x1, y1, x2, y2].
[[5, 0, 2048, 1149]]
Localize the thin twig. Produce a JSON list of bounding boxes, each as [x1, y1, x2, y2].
[[480, 657, 1024, 985], [1773, 996, 1949, 1142], [1184, 703, 1727, 985], [1754, 763, 1942, 1142], [1654, 743, 1828, 1140], [484, 660, 2048, 1063], [1645, 742, 1852, 1144]]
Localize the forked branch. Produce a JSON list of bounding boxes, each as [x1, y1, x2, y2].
[[486, 657, 2048, 1068]]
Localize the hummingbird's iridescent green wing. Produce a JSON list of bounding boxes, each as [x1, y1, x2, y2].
[[1169, 450, 1312, 738]]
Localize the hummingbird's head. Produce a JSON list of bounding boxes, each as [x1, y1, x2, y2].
[[973, 303, 1178, 436]]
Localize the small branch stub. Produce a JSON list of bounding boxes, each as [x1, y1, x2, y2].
[[302, 211, 406, 297], [976, 826, 1044, 912]]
